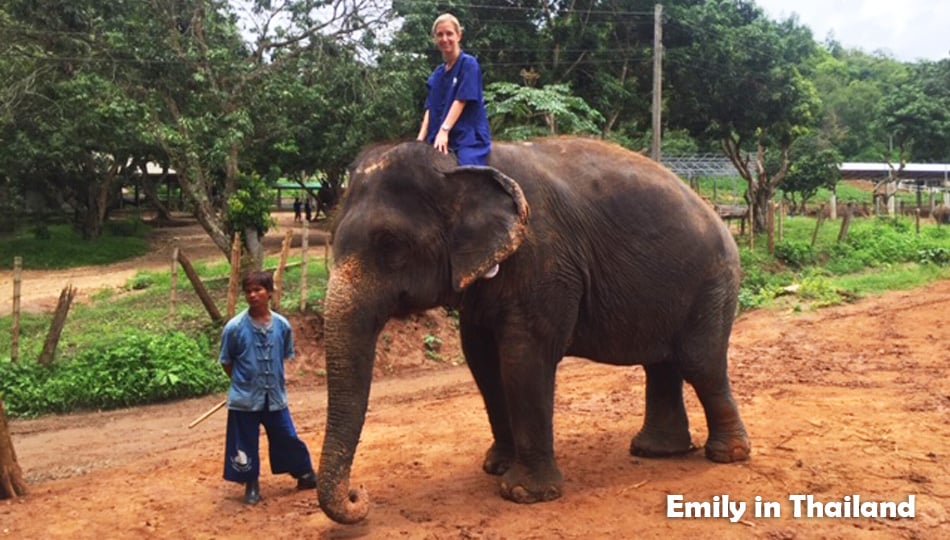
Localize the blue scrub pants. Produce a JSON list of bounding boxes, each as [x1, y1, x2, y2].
[[455, 144, 490, 166], [223, 406, 314, 484]]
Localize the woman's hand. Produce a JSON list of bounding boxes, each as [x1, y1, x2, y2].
[[434, 128, 450, 153]]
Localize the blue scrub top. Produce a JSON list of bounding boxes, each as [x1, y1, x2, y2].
[[424, 52, 492, 165]]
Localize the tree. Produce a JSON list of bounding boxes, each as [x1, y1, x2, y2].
[[248, 37, 423, 204], [0, 2, 153, 238], [0, 397, 27, 500], [809, 49, 907, 161], [484, 82, 604, 139], [226, 173, 275, 271], [109, 0, 394, 270], [664, 2, 821, 232], [388, 1, 665, 144], [878, 61, 950, 165], [782, 134, 842, 214]]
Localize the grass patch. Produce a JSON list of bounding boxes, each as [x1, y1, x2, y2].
[[832, 263, 950, 297], [737, 215, 950, 311], [0, 219, 150, 269]]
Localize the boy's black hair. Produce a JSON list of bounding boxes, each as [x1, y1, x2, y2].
[[242, 271, 274, 292]]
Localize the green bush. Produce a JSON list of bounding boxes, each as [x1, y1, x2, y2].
[[0, 331, 227, 417], [127, 272, 155, 290], [796, 270, 845, 307], [774, 240, 815, 268]]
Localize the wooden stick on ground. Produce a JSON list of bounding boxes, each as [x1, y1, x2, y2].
[[187, 399, 227, 429]]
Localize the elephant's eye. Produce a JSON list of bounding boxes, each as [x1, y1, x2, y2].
[[371, 230, 410, 270]]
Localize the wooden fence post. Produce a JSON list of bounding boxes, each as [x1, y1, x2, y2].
[[11, 257, 21, 363], [226, 234, 242, 319], [811, 204, 826, 247], [177, 250, 223, 323], [778, 200, 785, 243], [748, 202, 755, 250], [272, 230, 293, 311], [837, 203, 853, 243], [767, 201, 776, 255], [299, 219, 309, 312], [169, 246, 179, 318]]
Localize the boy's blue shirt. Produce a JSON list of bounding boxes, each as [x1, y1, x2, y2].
[[219, 308, 294, 411]]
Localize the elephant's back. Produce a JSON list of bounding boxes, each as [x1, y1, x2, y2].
[[489, 136, 738, 305], [488, 137, 725, 239]]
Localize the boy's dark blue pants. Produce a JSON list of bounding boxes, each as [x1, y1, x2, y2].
[[223, 407, 313, 484]]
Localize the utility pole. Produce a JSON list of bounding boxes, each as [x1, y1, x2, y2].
[[651, 4, 664, 162]]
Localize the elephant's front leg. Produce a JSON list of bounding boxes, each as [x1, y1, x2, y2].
[[496, 338, 563, 504]]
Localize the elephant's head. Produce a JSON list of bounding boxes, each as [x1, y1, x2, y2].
[[317, 142, 529, 524]]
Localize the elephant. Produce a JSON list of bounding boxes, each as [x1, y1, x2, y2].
[[318, 137, 750, 524]]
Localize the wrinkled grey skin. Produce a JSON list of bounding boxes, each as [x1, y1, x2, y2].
[[318, 137, 750, 524]]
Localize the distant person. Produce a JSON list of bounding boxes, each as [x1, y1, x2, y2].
[[219, 271, 316, 505], [304, 198, 312, 222], [416, 13, 491, 165], [293, 197, 302, 222]]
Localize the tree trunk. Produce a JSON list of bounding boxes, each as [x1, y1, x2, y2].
[[243, 226, 264, 272], [141, 173, 173, 221], [77, 159, 121, 239], [158, 99, 233, 261], [174, 165, 231, 256], [0, 398, 27, 499]]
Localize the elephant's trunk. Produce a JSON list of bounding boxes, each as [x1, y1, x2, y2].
[[318, 258, 382, 524]]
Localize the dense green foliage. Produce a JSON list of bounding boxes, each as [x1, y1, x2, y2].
[[737, 217, 950, 310], [0, 331, 226, 417], [226, 173, 277, 240], [3, 0, 949, 244]]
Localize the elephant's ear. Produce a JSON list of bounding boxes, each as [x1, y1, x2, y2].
[[446, 166, 530, 292]]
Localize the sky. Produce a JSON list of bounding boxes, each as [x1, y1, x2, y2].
[[754, 0, 949, 62]]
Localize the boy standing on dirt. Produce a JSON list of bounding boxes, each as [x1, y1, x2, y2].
[[219, 271, 316, 505]]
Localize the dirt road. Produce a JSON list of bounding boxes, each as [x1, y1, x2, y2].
[[3, 277, 949, 539], [0, 213, 329, 316]]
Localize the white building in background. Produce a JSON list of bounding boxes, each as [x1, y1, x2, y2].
[[839, 162, 950, 215]]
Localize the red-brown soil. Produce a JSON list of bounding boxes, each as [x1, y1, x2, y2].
[[1, 213, 948, 538]]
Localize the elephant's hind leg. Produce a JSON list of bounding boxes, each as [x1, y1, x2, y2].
[[631, 361, 696, 457], [460, 323, 516, 476], [678, 338, 750, 462], [691, 378, 750, 463], [679, 283, 750, 462]]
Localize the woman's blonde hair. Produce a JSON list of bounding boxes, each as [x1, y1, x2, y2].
[[431, 13, 462, 36]]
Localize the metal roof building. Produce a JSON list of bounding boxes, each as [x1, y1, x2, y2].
[[840, 163, 950, 187]]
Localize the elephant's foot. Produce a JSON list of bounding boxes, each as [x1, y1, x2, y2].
[[499, 463, 563, 504], [704, 431, 751, 463], [482, 443, 514, 476], [630, 429, 696, 458]]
